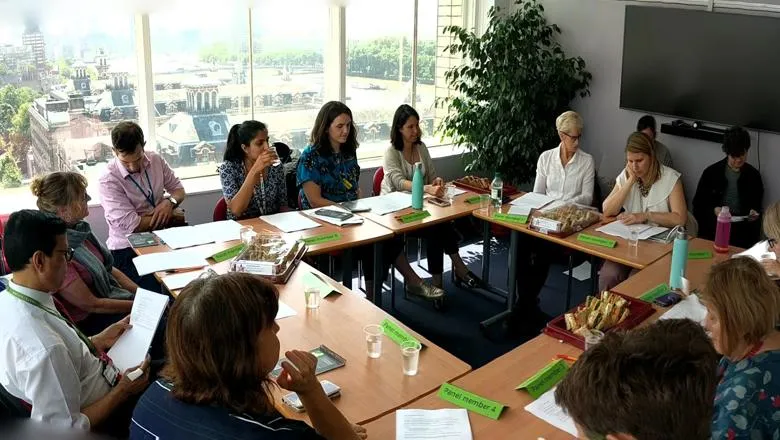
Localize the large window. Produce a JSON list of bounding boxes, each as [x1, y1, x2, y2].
[[250, 0, 328, 153], [0, 0, 472, 210], [0, 5, 135, 205]]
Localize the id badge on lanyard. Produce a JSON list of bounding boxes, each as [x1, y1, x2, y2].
[[99, 353, 121, 387]]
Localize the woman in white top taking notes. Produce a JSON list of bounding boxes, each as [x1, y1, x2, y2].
[[507, 111, 595, 337], [599, 131, 687, 291]]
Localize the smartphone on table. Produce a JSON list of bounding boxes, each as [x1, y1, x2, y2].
[[282, 380, 341, 412], [427, 197, 451, 207], [314, 209, 354, 221]]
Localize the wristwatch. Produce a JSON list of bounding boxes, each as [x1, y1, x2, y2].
[[166, 196, 179, 208]]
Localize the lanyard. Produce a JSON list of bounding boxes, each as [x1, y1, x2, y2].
[[4, 287, 98, 356], [127, 169, 156, 209]]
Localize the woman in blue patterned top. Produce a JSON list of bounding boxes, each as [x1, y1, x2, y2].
[[219, 121, 287, 220], [702, 257, 780, 440]]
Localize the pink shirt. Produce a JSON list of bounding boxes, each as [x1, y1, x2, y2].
[[58, 240, 104, 322], [99, 151, 183, 250]]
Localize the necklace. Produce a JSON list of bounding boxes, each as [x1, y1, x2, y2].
[[638, 180, 651, 198]]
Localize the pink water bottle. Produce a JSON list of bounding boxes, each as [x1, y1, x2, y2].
[[714, 206, 732, 253]]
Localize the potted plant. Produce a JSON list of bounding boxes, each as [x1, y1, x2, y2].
[[438, 0, 592, 187]]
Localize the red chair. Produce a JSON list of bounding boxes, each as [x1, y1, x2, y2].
[[0, 214, 10, 275], [372, 167, 384, 197], [213, 198, 228, 222]]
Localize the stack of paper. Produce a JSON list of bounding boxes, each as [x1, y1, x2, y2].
[[524, 387, 578, 437], [107, 288, 169, 371], [304, 206, 364, 227], [447, 187, 468, 197], [161, 269, 209, 291], [734, 240, 776, 262], [153, 220, 244, 249], [132, 248, 209, 276], [360, 192, 412, 215], [395, 409, 473, 440], [659, 294, 708, 325], [261, 211, 321, 233], [596, 221, 668, 241], [510, 192, 555, 210]]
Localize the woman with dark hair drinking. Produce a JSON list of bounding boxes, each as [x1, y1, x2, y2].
[[130, 272, 366, 440], [380, 104, 480, 296], [219, 120, 286, 219]]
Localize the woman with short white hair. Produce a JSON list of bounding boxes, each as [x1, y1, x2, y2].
[[507, 110, 595, 337]]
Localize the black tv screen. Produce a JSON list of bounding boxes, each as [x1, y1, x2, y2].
[[620, 5, 780, 133]]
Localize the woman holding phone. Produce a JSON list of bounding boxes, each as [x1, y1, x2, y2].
[[219, 120, 287, 219]]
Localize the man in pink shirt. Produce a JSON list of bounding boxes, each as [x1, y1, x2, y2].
[[98, 121, 186, 291]]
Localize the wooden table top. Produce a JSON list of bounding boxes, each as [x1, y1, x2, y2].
[[360, 191, 480, 233], [135, 215, 394, 258], [474, 205, 672, 270], [361, 333, 581, 439], [270, 261, 471, 425]]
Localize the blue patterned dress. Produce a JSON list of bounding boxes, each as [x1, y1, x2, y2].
[[296, 145, 360, 209], [218, 160, 287, 219], [712, 350, 780, 440]]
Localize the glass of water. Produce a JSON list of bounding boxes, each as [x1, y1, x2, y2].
[[584, 329, 605, 350], [363, 324, 383, 359], [628, 228, 639, 256], [401, 340, 422, 376], [445, 183, 456, 204], [304, 287, 321, 309], [268, 144, 282, 167], [479, 194, 491, 214]]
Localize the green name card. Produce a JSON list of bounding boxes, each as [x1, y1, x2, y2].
[[301, 232, 342, 246], [211, 244, 245, 263], [640, 283, 670, 302], [577, 233, 617, 248], [465, 196, 481, 204], [438, 383, 506, 420], [516, 359, 569, 399], [380, 318, 420, 346], [399, 210, 431, 224], [492, 213, 528, 224], [688, 250, 713, 260], [302, 272, 341, 297]]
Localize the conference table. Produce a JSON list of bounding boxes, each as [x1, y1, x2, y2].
[[360, 190, 481, 234], [473, 203, 673, 327], [135, 213, 395, 301], [362, 238, 741, 439]]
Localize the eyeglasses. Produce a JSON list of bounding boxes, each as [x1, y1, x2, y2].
[[58, 248, 74, 262], [769, 238, 777, 249], [562, 132, 582, 142]]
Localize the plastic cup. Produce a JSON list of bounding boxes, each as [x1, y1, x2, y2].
[[268, 145, 282, 167], [445, 183, 456, 204], [364, 324, 383, 358], [628, 228, 639, 256], [584, 329, 605, 350], [239, 226, 255, 244], [304, 287, 320, 309], [479, 194, 491, 213], [401, 340, 422, 376]]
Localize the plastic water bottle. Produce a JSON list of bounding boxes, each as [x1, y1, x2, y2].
[[714, 206, 732, 254], [490, 172, 503, 211], [669, 227, 688, 290], [411, 162, 424, 210]]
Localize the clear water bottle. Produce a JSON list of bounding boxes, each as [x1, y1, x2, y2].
[[490, 172, 503, 211]]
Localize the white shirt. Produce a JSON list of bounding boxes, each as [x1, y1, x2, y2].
[[0, 280, 111, 430], [533, 145, 595, 205], [615, 165, 681, 214]]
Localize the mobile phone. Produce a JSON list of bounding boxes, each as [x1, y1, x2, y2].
[[340, 201, 371, 213], [427, 197, 451, 207], [653, 291, 683, 307], [282, 380, 341, 412], [314, 209, 354, 221]]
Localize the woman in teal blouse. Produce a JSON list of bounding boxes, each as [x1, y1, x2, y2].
[[702, 257, 780, 439]]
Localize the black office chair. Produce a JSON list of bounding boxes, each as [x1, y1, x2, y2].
[[0, 384, 29, 420]]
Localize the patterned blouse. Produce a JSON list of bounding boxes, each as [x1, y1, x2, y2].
[[712, 350, 780, 439], [296, 145, 360, 209], [218, 160, 287, 220]]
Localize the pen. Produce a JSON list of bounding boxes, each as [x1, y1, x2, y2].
[[555, 354, 579, 363]]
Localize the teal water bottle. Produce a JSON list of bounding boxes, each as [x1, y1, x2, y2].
[[669, 227, 688, 290], [411, 162, 424, 210]]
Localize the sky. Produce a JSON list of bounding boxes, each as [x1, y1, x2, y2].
[[0, 0, 438, 50]]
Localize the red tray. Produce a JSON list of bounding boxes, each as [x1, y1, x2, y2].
[[543, 292, 655, 350], [452, 179, 519, 196]]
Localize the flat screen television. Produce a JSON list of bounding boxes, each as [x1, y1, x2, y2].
[[620, 5, 780, 133]]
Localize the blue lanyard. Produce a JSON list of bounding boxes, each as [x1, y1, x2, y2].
[[127, 169, 155, 209]]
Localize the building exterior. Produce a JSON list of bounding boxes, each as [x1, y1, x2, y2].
[[22, 25, 46, 88]]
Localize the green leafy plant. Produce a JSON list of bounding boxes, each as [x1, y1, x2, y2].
[[438, 0, 591, 185], [0, 154, 22, 188]]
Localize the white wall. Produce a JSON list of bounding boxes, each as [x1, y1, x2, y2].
[[86, 153, 468, 243], [531, 0, 779, 207]]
